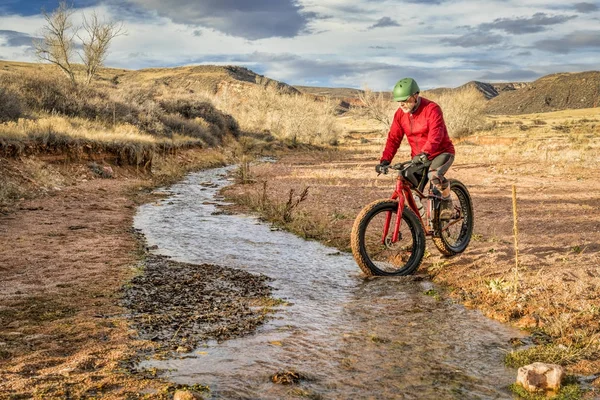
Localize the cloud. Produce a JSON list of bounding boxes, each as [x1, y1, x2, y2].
[[200, 51, 469, 90], [402, 0, 448, 3], [535, 30, 600, 53], [441, 32, 504, 47], [573, 2, 599, 13], [0, 0, 101, 16], [368, 17, 400, 29], [0, 30, 38, 47], [477, 69, 541, 82], [479, 13, 577, 35], [126, 0, 316, 40]]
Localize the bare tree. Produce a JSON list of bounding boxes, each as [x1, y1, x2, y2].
[[34, 2, 124, 86], [34, 1, 78, 86], [79, 12, 125, 85], [357, 88, 396, 129]]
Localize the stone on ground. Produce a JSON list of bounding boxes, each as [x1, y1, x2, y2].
[[516, 362, 565, 392]]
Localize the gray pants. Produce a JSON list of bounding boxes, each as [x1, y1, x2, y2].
[[428, 153, 454, 190]]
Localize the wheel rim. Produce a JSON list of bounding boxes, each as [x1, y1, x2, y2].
[[361, 208, 419, 274]]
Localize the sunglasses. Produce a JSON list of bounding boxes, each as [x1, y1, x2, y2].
[[398, 94, 416, 104]]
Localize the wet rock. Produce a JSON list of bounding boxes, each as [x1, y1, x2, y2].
[[151, 190, 172, 196], [173, 390, 202, 400], [87, 162, 114, 178], [102, 166, 114, 178], [271, 370, 308, 385], [211, 210, 234, 216], [176, 346, 192, 353], [516, 362, 565, 392]]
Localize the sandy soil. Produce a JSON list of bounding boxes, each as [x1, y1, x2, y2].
[[222, 145, 600, 381], [0, 165, 163, 398]]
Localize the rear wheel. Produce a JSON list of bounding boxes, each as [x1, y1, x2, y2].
[[432, 179, 474, 256], [351, 199, 426, 276]]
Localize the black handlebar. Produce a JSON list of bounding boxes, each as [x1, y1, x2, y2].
[[379, 160, 429, 175]]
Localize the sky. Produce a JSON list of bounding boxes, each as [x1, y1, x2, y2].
[[0, 0, 599, 90]]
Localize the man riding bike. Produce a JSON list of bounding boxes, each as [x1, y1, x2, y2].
[[376, 77, 455, 219]]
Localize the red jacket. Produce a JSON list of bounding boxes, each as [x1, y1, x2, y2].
[[381, 97, 455, 162]]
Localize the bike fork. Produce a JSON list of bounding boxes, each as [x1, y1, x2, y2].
[[382, 179, 405, 244]]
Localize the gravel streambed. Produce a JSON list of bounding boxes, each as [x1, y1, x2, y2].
[[122, 253, 275, 355]]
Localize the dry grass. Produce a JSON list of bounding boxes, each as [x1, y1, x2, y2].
[[0, 69, 239, 152], [222, 180, 327, 240], [424, 86, 489, 138], [208, 85, 340, 145], [0, 116, 206, 167]]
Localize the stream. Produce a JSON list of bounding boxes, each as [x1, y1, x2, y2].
[[133, 166, 522, 399]]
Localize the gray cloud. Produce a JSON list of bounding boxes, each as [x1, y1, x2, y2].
[[441, 32, 504, 47], [127, 0, 316, 40], [369, 45, 396, 50], [0, 30, 37, 47], [574, 2, 599, 13], [479, 13, 577, 35], [368, 17, 400, 29], [535, 30, 600, 53]]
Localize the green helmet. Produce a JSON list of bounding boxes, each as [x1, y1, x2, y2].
[[392, 78, 420, 102]]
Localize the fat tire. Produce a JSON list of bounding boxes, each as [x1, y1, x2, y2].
[[432, 179, 474, 256], [351, 199, 426, 276]]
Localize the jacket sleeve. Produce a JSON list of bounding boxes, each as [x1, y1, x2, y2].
[[421, 104, 447, 157], [381, 110, 404, 162]]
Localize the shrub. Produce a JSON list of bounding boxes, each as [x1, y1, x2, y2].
[[160, 98, 240, 139], [0, 87, 22, 122], [425, 86, 488, 138], [208, 85, 339, 145], [354, 88, 396, 130], [0, 71, 239, 146]]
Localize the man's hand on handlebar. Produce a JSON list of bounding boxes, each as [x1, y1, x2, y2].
[[411, 153, 429, 165], [375, 160, 391, 174]]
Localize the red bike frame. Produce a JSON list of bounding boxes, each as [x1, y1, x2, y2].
[[384, 173, 434, 244]]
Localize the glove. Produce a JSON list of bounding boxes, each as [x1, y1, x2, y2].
[[375, 159, 391, 174], [412, 153, 429, 164]]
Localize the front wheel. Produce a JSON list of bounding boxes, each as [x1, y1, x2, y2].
[[351, 200, 426, 276], [432, 179, 474, 256]]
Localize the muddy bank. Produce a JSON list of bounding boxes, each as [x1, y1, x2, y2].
[[123, 252, 275, 355]]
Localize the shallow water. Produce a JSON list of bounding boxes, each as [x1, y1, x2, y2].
[[134, 166, 521, 399]]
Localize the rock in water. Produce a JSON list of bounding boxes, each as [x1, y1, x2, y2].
[[173, 390, 202, 400], [516, 362, 565, 392]]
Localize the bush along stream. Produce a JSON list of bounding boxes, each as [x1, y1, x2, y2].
[[130, 165, 526, 399]]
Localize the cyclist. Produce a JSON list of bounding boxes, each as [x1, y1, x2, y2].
[[376, 77, 455, 219]]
